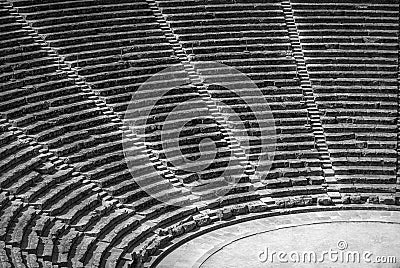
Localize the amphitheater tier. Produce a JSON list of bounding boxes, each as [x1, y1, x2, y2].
[[0, 0, 399, 267]]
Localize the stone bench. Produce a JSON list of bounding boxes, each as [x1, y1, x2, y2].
[[8, 207, 37, 247], [49, 184, 95, 216], [0, 201, 24, 241], [57, 194, 101, 224], [30, 8, 153, 28], [88, 161, 129, 184], [35, 177, 81, 210]]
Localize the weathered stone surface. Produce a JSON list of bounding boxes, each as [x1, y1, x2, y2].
[[231, 204, 248, 216], [379, 195, 395, 205], [303, 196, 313, 206], [169, 225, 184, 237], [217, 208, 232, 220], [247, 201, 268, 213], [182, 221, 196, 232], [193, 214, 211, 227], [293, 197, 305, 207], [275, 199, 286, 208], [317, 196, 333, 206], [341, 195, 351, 204], [367, 195, 379, 204], [350, 195, 362, 204], [285, 198, 296, 208]]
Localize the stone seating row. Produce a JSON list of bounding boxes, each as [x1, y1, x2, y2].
[[329, 147, 397, 158], [46, 122, 119, 152], [308, 63, 397, 72], [156, 0, 280, 6], [0, 63, 57, 84], [76, 53, 173, 79], [0, 200, 24, 241], [314, 85, 397, 94], [35, 177, 82, 210], [11, 0, 147, 12], [295, 10, 397, 19], [332, 156, 396, 166], [299, 29, 397, 38], [75, 151, 124, 173], [0, 42, 45, 59], [336, 174, 397, 184], [298, 22, 397, 31], [318, 101, 397, 110], [30, 8, 152, 28], [322, 115, 396, 126], [34, 14, 156, 35], [89, 65, 184, 93], [24, 107, 101, 135], [48, 183, 96, 216], [80, 59, 171, 84], [176, 27, 287, 38], [165, 11, 283, 21], [56, 228, 82, 266], [309, 70, 396, 79], [296, 16, 397, 24], [38, 220, 67, 262], [50, 28, 162, 53], [292, 1, 397, 10], [2, 72, 71, 99], [45, 22, 160, 43], [334, 164, 395, 175], [158, 2, 281, 11], [0, 55, 53, 75], [172, 18, 286, 28], [21, 168, 74, 203], [306, 55, 397, 65], [8, 207, 37, 248], [311, 78, 397, 87], [57, 194, 102, 225], [339, 184, 397, 194], [73, 214, 142, 267], [57, 35, 167, 56], [265, 166, 323, 180], [40, 115, 112, 146]]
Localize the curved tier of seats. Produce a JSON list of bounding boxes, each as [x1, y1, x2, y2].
[[155, 0, 326, 198], [2, 0, 192, 221], [292, 0, 399, 196], [0, 0, 398, 267], [8, 0, 260, 200], [9, 0, 182, 116], [0, 2, 268, 267]]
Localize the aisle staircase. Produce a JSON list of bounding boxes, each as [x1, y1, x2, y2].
[[281, 0, 339, 202]]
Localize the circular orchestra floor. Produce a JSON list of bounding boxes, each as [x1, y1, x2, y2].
[[157, 210, 400, 268]]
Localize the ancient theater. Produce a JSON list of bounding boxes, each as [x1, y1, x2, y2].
[[0, 0, 399, 267]]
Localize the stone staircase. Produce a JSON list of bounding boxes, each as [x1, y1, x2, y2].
[[281, 0, 339, 202], [1, 0, 185, 210], [397, 12, 400, 200], [146, 0, 257, 190]]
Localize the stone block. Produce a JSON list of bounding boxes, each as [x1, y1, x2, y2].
[[350, 195, 362, 204], [193, 214, 211, 227], [247, 201, 268, 213], [367, 195, 379, 204], [169, 225, 184, 237], [379, 195, 395, 205], [181, 221, 196, 232], [217, 208, 232, 220], [230, 204, 248, 216], [317, 196, 333, 206], [341, 195, 351, 204]]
